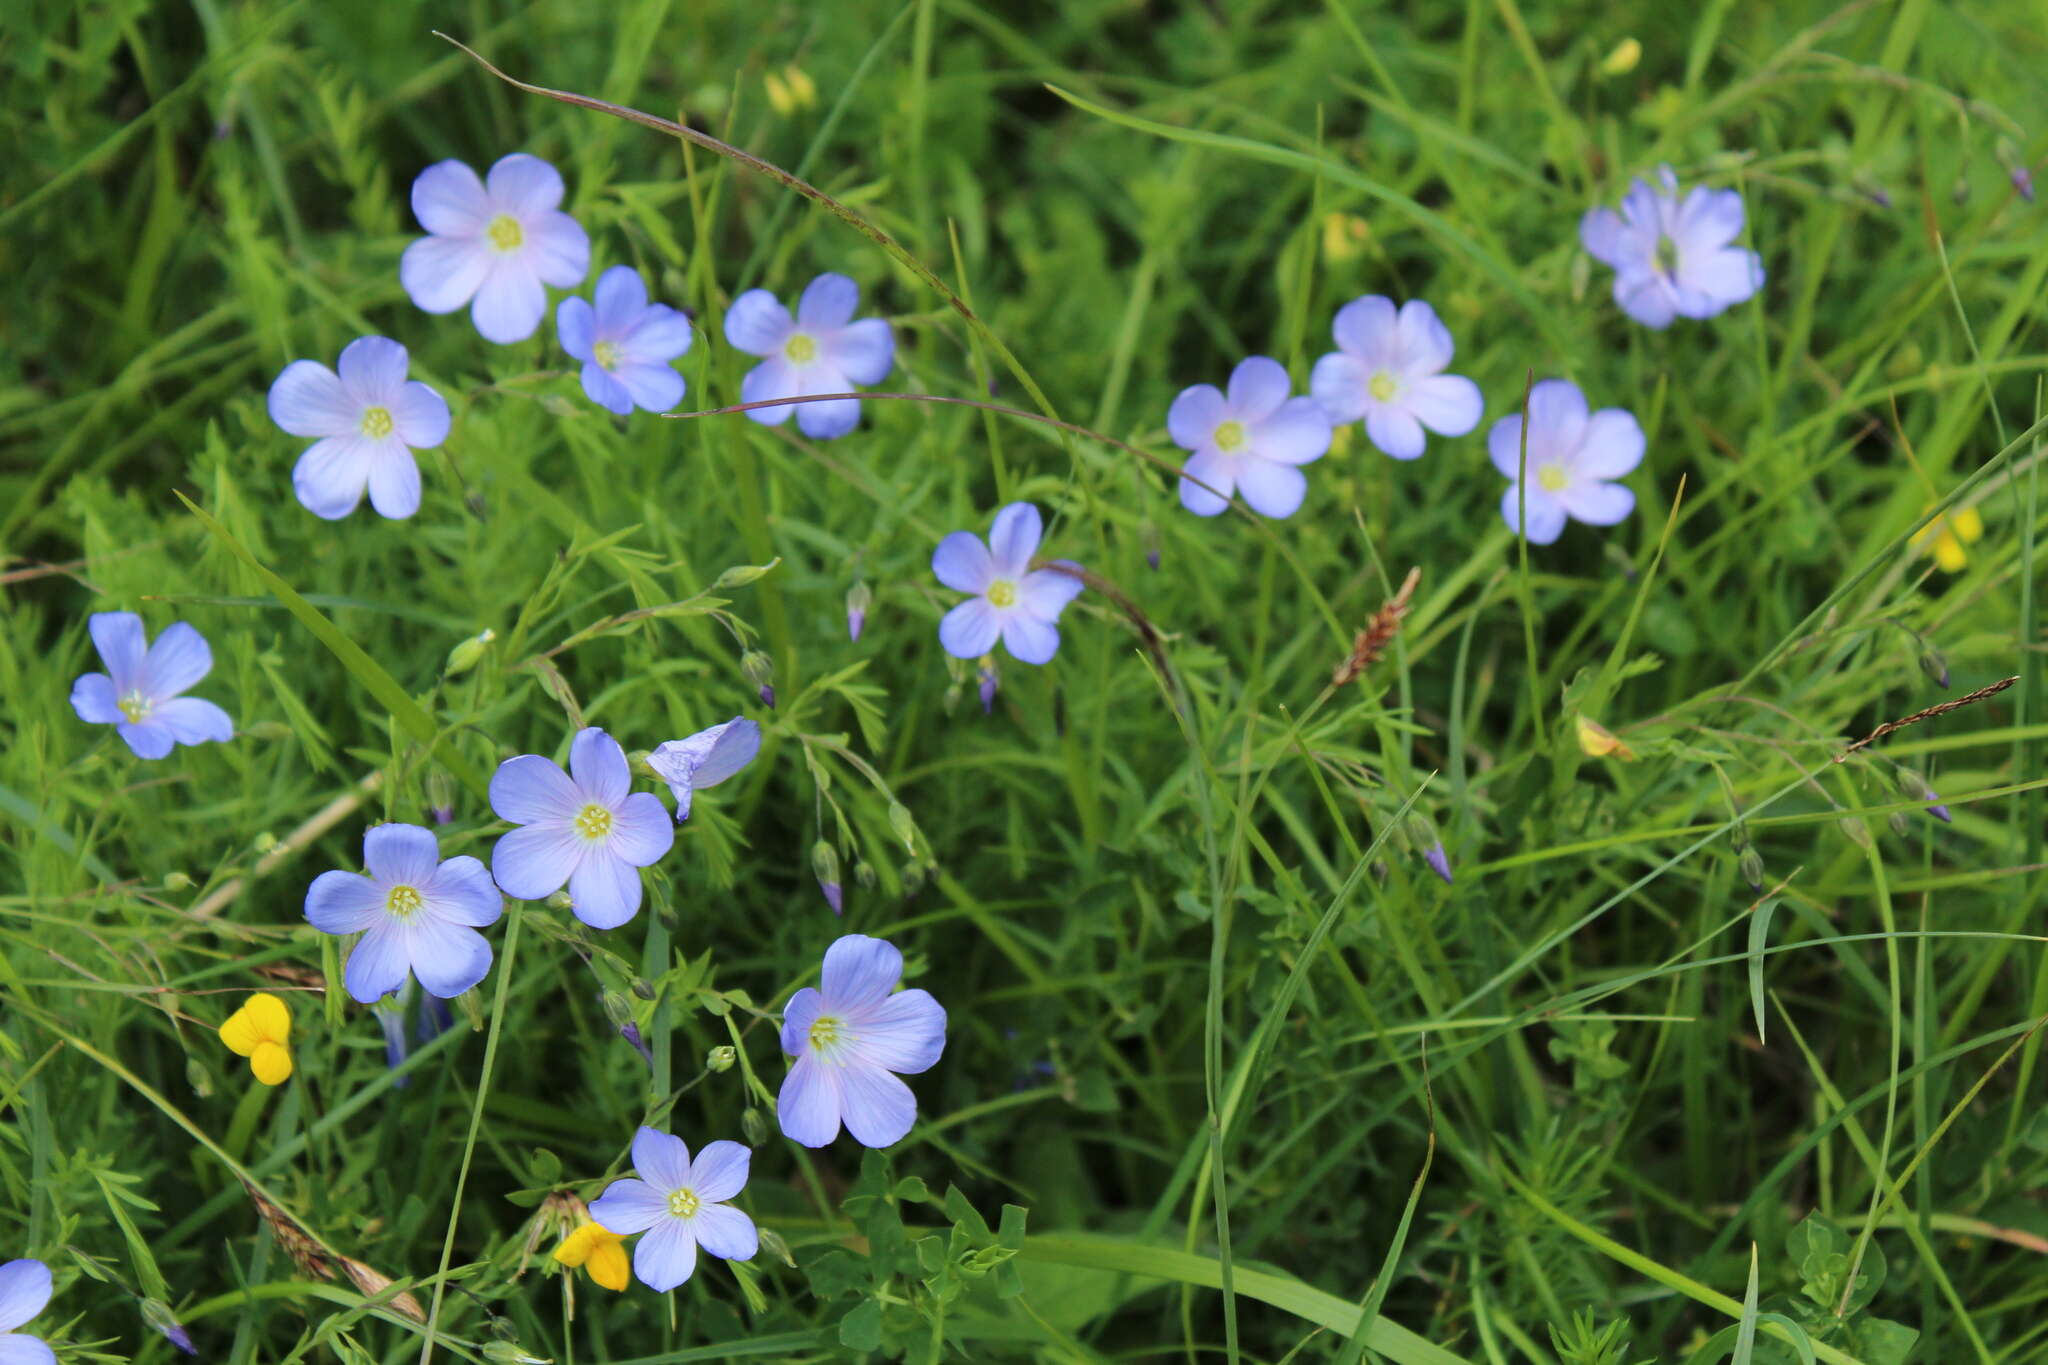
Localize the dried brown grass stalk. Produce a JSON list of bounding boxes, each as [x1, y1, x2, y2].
[[1835, 674, 2018, 761], [1332, 567, 1422, 686]]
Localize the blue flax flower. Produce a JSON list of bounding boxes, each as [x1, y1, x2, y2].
[[70, 612, 233, 760], [490, 728, 674, 929], [1580, 166, 1764, 328], [1489, 380, 1643, 544], [724, 273, 894, 439], [267, 337, 451, 520], [401, 154, 590, 344], [0, 1258, 54, 1365], [589, 1127, 757, 1292], [1309, 298, 1482, 459], [647, 718, 761, 822], [1168, 356, 1331, 518], [557, 266, 694, 415], [778, 935, 947, 1148], [932, 503, 1084, 665], [373, 980, 452, 1087], [305, 824, 501, 1003]]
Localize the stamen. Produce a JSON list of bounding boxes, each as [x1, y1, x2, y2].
[[1537, 464, 1570, 493], [986, 580, 1018, 608], [666, 1187, 701, 1219], [574, 804, 614, 841], [386, 885, 423, 918], [1368, 371, 1398, 403], [1653, 234, 1680, 276], [808, 1014, 844, 1054], [118, 690, 153, 723], [359, 406, 394, 439], [784, 333, 818, 365], [1213, 420, 1246, 452], [486, 214, 524, 252], [593, 340, 621, 371]]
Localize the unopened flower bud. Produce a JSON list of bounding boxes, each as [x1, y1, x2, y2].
[[445, 628, 496, 676], [1919, 646, 1950, 689], [426, 770, 455, 825], [630, 976, 658, 1001], [901, 860, 927, 898], [1892, 768, 1952, 823], [481, 1343, 551, 1365], [1423, 843, 1454, 885], [618, 1021, 654, 1071], [855, 860, 877, 892], [978, 664, 998, 714], [599, 990, 634, 1031], [811, 841, 843, 914], [1952, 176, 1971, 206], [758, 1225, 797, 1267], [740, 650, 775, 707], [1738, 846, 1765, 891], [2014, 165, 2036, 203], [1888, 809, 1913, 837], [141, 1299, 196, 1355], [184, 1057, 213, 1099], [846, 581, 872, 642], [742, 1107, 769, 1146], [1839, 816, 1873, 850], [164, 871, 194, 891], [714, 561, 776, 589], [252, 830, 278, 853], [547, 890, 574, 911], [887, 801, 918, 854], [707, 1045, 736, 1073]]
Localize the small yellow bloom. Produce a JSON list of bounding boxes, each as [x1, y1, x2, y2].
[[1575, 716, 1635, 760], [763, 65, 817, 117], [1911, 505, 1983, 572], [1321, 211, 1370, 264], [1599, 37, 1642, 77], [219, 992, 293, 1085], [553, 1221, 630, 1292]]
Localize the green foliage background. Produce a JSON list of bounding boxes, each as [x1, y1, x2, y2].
[[3, 0, 2046, 1361]]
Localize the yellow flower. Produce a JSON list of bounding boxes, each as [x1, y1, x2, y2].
[[1911, 505, 1983, 572], [1321, 211, 1369, 264], [1599, 37, 1642, 77], [1575, 716, 1635, 760], [219, 992, 293, 1085], [553, 1221, 630, 1292]]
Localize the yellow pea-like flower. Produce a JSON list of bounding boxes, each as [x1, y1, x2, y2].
[[553, 1220, 630, 1292], [1911, 505, 1983, 573], [1575, 715, 1635, 760], [220, 992, 293, 1085]]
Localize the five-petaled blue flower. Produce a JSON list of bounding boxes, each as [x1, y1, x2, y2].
[[400, 154, 591, 344], [1489, 379, 1644, 544], [724, 273, 894, 439], [1168, 356, 1331, 518], [305, 824, 502, 1003], [588, 1127, 757, 1292], [267, 337, 451, 520], [0, 1258, 54, 1365], [1580, 165, 1764, 328], [1310, 297, 1483, 460], [932, 502, 1084, 665], [778, 935, 947, 1149], [557, 265, 694, 415], [70, 612, 233, 760], [489, 727, 674, 929], [648, 717, 761, 822]]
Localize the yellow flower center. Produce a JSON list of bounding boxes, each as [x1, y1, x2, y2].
[[486, 214, 524, 252], [1368, 370, 1398, 403], [986, 579, 1018, 608], [1213, 420, 1246, 451], [1537, 464, 1570, 493], [386, 884, 423, 919], [666, 1187, 701, 1219], [359, 406, 394, 439], [574, 803, 614, 841], [784, 333, 818, 365], [593, 340, 621, 371], [808, 1014, 844, 1053], [118, 690, 152, 723], [1653, 234, 1680, 276]]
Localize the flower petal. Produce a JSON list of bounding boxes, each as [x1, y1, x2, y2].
[[1308, 352, 1369, 426], [365, 446, 422, 520], [292, 437, 371, 520], [686, 1140, 751, 1203], [1560, 479, 1636, 527], [849, 988, 946, 1074], [621, 303, 693, 362], [141, 621, 212, 697], [592, 265, 648, 327], [391, 382, 451, 449], [1000, 613, 1060, 665], [116, 721, 176, 760], [1166, 383, 1226, 451], [568, 852, 642, 930], [557, 296, 596, 361], [1404, 374, 1483, 438], [938, 599, 1000, 659], [0, 1261, 51, 1332], [1234, 458, 1308, 519], [70, 672, 121, 725], [407, 917, 492, 998], [219, 994, 289, 1057], [838, 1062, 918, 1148], [579, 364, 634, 416], [1523, 379, 1588, 460], [589, 1177, 668, 1235], [1579, 206, 1627, 266], [1226, 356, 1291, 422], [421, 855, 502, 927], [490, 753, 582, 824], [1500, 484, 1567, 545], [821, 934, 903, 1010], [336, 337, 409, 407], [932, 531, 994, 594], [268, 361, 356, 438], [1251, 397, 1331, 465], [1178, 449, 1235, 516], [690, 1203, 757, 1260], [1486, 415, 1528, 479], [0, 1336, 56, 1365], [776, 1053, 842, 1147], [400, 235, 490, 315], [365, 822, 440, 886], [797, 272, 859, 329], [1365, 406, 1426, 460], [826, 316, 893, 385], [632, 1216, 698, 1292], [724, 290, 794, 355], [585, 1238, 631, 1291], [250, 1040, 294, 1086], [780, 987, 823, 1057], [149, 697, 234, 746], [472, 260, 548, 344], [1675, 185, 1744, 250], [485, 153, 565, 216], [1678, 246, 1763, 311], [1017, 563, 1084, 619], [608, 793, 675, 867], [1330, 294, 1397, 361], [1575, 409, 1646, 479], [411, 160, 489, 235], [525, 211, 590, 289], [569, 727, 629, 805], [613, 361, 684, 414], [489, 821, 581, 901], [690, 719, 761, 789], [632, 1125, 693, 1192], [987, 503, 1043, 577], [1392, 300, 1455, 374], [305, 870, 385, 934], [739, 356, 797, 423], [1614, 271, 1677, 329], [343, 923, 414, 1004]]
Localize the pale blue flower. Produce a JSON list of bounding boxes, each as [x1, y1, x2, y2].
[[589, 1127, 757, 1292], [0, 1259, 53, 1365], [647, 718, 761, 822], [489, 728, 674, 929], [778, 935, 947, 1149], [1580, 166, 1764, 328], [401, 154, 590, 344], [557, 266, 693, 415], [305, 824, 501, 1003], [267, 337, 450, 520], [70, 612, 233, 760], [1489, 380, 1643, 544], [723, 273, 894, 439], [1310, 298, 1482, 459], [1168, 356, 1331, 518], [931, 503, 1083, 665], [373, 980, 452, 1087]]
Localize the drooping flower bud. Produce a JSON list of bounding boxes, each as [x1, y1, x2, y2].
[[1423, 843, 1454, 885], [714, 561, 777, 589], [846, 580, 872, 642], [811, 840, 843, 914], [740, 650, 775, 707], [978, 663, 998, 714], [426, 770, 455, 825], [1919, 645, 1950, 690], [742, 1107, 769, 1146], [445, 627, 496, 676], [1738, 846, 1765, 891], [707, 1045, 736, 1073], [855, 860, 877, 892], [887, 801, 919, 854], [1838, 816, 1873, 850], [1892, 767, 1952, 823], [141, 1299, 196, 1355], [2014, 165, 2036, 203]]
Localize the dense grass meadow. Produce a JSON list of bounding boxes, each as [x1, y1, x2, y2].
[[7, 0, 2048, 1360]]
